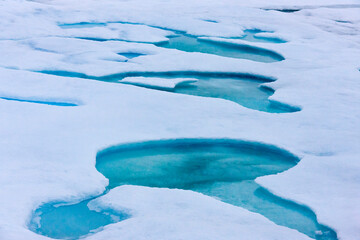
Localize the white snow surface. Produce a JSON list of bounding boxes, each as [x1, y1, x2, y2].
[[0, 0, 360, 240]]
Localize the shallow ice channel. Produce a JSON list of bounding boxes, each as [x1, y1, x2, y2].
[[29, 139, 337, 240]]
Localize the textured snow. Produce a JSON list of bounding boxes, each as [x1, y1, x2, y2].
[[0, 0, 359, 240]]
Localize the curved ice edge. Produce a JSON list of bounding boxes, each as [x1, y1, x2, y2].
[[0, 96, 80, 107], [269, 100, 301, 113], [253, 32, 287, 43], [37, 70, 277, 83], [254, 180, 338, 239], [259, 85, 302, 113], [96, 138, 300, 161]]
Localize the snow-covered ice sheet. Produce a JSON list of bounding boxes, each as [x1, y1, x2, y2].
[[0, 0, 359, 239]]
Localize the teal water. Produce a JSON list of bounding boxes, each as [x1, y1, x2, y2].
[[38, 70, 299, 113], [155, 35, 284, 62], [27, 20, 325, 240], [52, 22, 290, 111], [96, 139, 298, 189], [167, 76, 297, 113], [0, 97, 78, 106], [30, 198, 128, 239], [29, 139, 337, 240]]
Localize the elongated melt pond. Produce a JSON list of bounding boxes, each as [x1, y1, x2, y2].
[[39, 70, 299, 113], [59, 22, 285, 62], [121, 75, 299, 113], [29, 139, 337, 240], [155, 34, 284, 62]]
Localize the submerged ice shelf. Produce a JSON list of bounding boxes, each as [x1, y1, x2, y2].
[[29, 139, 337, 240]]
